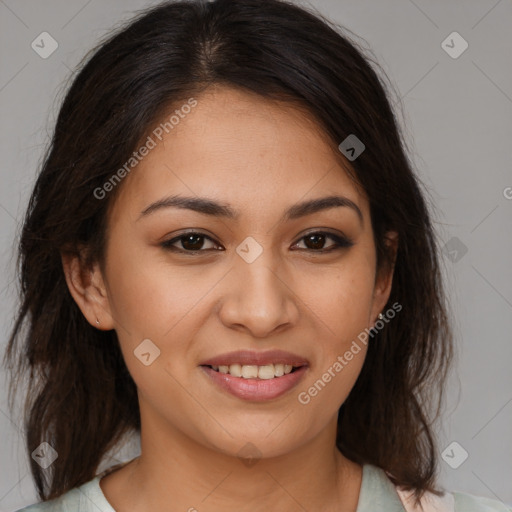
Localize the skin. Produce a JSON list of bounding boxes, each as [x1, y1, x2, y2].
[[62, 84, 398, 512]]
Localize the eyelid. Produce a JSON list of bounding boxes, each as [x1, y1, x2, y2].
[[161, 230, 220, 251], [295, 228, 351, 241], [291, 230, 354, 250], [161, 228, 353, 253]]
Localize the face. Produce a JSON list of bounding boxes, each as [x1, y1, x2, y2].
[[67, 85, 396, 460]]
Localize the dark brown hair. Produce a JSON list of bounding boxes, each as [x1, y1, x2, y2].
[[4, 0, 453, 505]]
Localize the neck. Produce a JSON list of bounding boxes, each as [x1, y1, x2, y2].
[[101, 413, 363, 512]]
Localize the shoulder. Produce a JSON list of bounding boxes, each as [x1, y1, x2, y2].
[[401, 487, 511, 512], [13, 490, 77, 512], [14, 503, 56, 512], [453, 491, 512, 512], [14, 459, 134, 512], [13, 475, 108, 512], [368, 464, 510, 512]]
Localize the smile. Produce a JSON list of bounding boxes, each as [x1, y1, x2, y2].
[[200, 364, 308, 401], [206, 363, 300, 379]]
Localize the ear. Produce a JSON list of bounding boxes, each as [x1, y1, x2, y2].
[[370, 230, 399, 323], [61, 249, 115, 330]]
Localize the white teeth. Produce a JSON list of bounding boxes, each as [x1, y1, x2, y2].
[[209, 363, 298, 378], [258, 365, 275, 380], [229, 363, 242, 377], [274, 363, 284, 376], [241, 365, 259, 378]]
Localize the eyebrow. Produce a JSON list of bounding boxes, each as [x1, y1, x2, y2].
[[138, 194, 363, 225]]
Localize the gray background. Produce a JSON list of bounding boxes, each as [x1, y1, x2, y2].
[[1, 0, 511, 510]]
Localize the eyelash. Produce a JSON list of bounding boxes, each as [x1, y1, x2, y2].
[[160, 230, 354, 254]]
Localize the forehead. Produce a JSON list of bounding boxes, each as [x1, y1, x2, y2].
[[110, 85, 367, 222]]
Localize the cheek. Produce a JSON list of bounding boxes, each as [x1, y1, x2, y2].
[[294, 326, 368, 438], [292, 253, 374, 412], [295, 252, 376, 337], [104, 241, 211, 338]]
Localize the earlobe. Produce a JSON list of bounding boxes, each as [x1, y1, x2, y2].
[[60, 250, 114, 330]]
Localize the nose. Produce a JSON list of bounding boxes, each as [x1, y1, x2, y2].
[[217, 248, 301, 338]]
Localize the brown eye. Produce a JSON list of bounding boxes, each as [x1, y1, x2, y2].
[[161, 232, 221, 252], [304, 233, 328, 250], [161, 230, 353, 255], [292, 232, 354, 252]]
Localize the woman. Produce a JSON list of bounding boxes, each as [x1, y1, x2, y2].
[[4, 0, 509, 511]]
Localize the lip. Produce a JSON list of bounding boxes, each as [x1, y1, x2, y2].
[[200, 349, 309, 367], [200, 365, 308, 401]]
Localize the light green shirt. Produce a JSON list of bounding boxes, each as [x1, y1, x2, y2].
[[15, 463, 511, 511]]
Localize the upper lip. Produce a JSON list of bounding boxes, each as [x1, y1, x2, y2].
[[200, 350, 309, 367]]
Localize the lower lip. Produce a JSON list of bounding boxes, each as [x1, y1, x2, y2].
[[200, 365, 308, 401]]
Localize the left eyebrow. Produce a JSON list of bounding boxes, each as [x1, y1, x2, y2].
[[138, 194, 363, 225]]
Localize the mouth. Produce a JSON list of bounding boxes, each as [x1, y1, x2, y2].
[[201, 363, 304, 379], [199, 350, 309, 401]]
